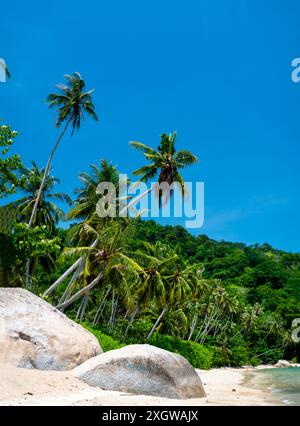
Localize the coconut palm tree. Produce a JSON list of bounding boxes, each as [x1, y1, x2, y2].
[[122, 132, 198, 213], [28, 72, 98, 229], [25, 73, 98, 288], [131, 242, 197, 340], [43, 161, 129, 297], [193, 284, 239, 345], [53, 220, 145, 323], [68, 159, 128, 221], [46, 132, 197, 298], [17, 162, 71, 232], [241, 303, 263, 336]]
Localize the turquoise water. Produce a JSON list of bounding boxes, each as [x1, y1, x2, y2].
[[255, 368, 300, 406]]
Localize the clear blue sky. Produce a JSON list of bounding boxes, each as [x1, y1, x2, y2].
[[1, 0, 300, 252]]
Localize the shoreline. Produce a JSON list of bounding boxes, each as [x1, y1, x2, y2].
[[197, 367, 281, 406], [0, 362, 284, 406]]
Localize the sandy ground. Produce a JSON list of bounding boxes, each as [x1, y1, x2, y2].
[[0, 363, 280, 406]]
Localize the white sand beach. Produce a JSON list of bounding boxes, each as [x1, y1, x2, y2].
[[0, 363, 278, 406]]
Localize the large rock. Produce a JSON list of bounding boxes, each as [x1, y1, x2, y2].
[[274, 360, 300, 368], [0, 288, 102, 370], [73, 344, 206, 399]]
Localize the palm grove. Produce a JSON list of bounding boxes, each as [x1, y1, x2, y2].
[[0, 72, 299, 369]]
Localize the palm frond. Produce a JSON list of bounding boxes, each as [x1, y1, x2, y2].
[[129, 141, 157, 155], [174, 150, 198, 167]]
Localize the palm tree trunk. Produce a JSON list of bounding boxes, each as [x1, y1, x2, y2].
[[93, 287, 111, 325], [58, 264, 83, 306], [76, 296, 86, 320], [55, 272, 103, 311], [110, 296, 119, 331], [253, 345, 285, 360], [188, 313, 198, 341], [28, 116, 73, 229], [194, 312, 209, 342], [43, 239, 98, 297], [79, 293, 89, 321], [25, 115, 73, 289], [25, 258, 35, 290], [147, 306, 168, 340], [24, 260, 30, 289], [197, 310, 219, 344], [125, 306, 139, 337], [108, 289, 115, 330], [200, 313, 223, 345]]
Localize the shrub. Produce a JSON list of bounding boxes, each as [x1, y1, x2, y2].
[[210, 346, 231, 368], [127, 317, 154, 341], [229, 345, 251, 367], [251, 339, 285, 365], [82, 323, 125, 352], [249, 358, 261, 367], [149, 334, 213, 370]]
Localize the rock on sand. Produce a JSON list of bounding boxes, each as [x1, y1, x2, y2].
[[0, 288, 102, 370], [74, 344, 206, 399]]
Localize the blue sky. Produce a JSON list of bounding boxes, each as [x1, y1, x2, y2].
[[1, 0, 300, 252]]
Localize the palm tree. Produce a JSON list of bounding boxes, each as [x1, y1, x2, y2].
[[68, 159, 127, 221], [25, 73, 98, 288], [28, 72, 98, 229], [193, 283, 239, 345], [131, 242, 196, 340], [241, 303, 263, 336], [46, 132, 197, 299], [14, 162, 71, 288], [17, 162, 71, 232], [121, 132, 198, 214], [43, 160, 129, 297], [146, 263, 193, 340], [52, 220, 144, 323]]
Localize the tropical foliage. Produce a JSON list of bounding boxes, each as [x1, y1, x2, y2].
[[17, 162, 71, 231], [130, 132, 197, 206], [0, 122, 23, 198], [28, 72, 98, 228], [1, 71, 299, 369]]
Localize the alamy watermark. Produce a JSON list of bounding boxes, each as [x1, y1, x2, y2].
[[292, 319, 300, 343], [95, 176, 205, 230], [291, 58, 300, 83]]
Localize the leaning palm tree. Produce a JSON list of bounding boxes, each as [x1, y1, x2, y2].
[[28, 72, 98, 229], [121, 132, 198, 214], [43, 160, 129, 297], [16, 162, 72, 231], [46, 132, 197, 298], [52, 220, 145, 323], [68, 159, 127, 221], [25, 73, 98, 288]]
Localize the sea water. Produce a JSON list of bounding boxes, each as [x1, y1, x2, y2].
[[255, 367, 300, 406]]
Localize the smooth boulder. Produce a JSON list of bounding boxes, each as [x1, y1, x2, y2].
[[73, 344, 206, 399], [0, 288, 102, 370], [274, 360, 300, 368]]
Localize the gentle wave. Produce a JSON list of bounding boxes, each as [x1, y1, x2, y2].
[[255, 368, 300, 406]]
